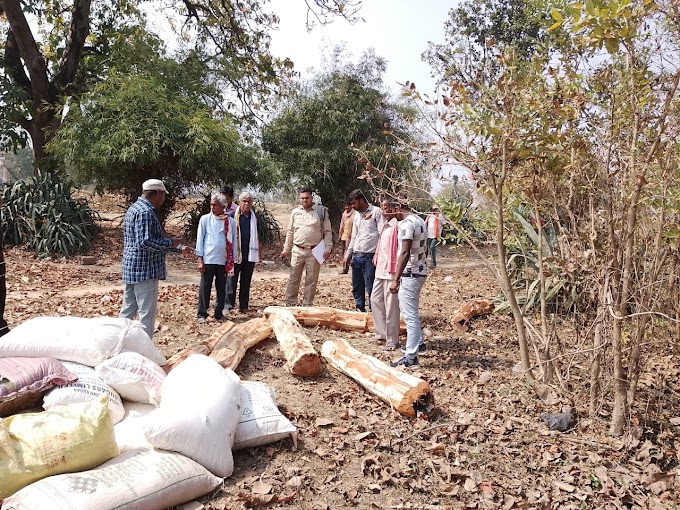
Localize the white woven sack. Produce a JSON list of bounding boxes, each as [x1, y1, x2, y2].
[[43, 362, 125, 424], [1, 448, 223, 510], [95, 352, 165, 405], [144, 354, 241, 477], [0, 316, 165, 367], [114, 401, 155, 452], [234, 381, 297, 450]]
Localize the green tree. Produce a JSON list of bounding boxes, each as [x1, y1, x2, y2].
[[423, 0, 548, 85], [48, 57, 257, 217], [0, 0, 359, 170], [261, 50, 422, 226]]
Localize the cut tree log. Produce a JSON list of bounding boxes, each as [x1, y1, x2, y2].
[[164, 321, 237, 372], [450, 299, 495, 326], [321, 338, 434, 418], [210, 317, 273, 370], [264, 306, 406, 334], [267, 309, 321, 377]]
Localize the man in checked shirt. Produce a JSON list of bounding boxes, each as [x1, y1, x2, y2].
[[119, 179, 192, 339]]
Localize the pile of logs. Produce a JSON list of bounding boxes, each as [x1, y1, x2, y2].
[[165, 305, 456, 418]]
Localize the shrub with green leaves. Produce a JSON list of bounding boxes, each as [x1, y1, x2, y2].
[[1, 171, 99, 257]]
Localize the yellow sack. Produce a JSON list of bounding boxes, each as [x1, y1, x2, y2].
[[0, 395, 119, 499]]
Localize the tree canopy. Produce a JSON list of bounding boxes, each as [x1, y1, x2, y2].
[[0, 0, 359, 170], [261, 50, 424, 224], [47, 36, 258, 210]]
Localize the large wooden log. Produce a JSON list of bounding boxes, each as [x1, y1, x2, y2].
[[264, 306, 405, 334], [210, 318, 273, 370], [267, 310, 321, 377], [321, 338, 434, 418], [164, 321, 237, 372], [450, 299, 495, 325]]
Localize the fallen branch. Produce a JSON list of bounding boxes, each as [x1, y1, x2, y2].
[[321, 338, 434, 418], [164, 321, 237, 372], [210, 317, 273, 370]]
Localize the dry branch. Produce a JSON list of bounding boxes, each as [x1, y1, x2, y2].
[[210, 317, 273, 370], [321, 338, 434, 418], [267, 309, 321, 377], [164, 321, 237, 372]]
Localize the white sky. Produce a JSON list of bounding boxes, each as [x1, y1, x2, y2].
[[269, 0, 455, 97]]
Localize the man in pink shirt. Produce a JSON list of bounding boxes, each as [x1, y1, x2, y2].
[[370, 197, 401, 350]]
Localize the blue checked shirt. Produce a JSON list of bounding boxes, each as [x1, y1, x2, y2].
[[122, 198, 174, 284]]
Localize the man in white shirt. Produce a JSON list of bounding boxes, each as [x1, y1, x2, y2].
[[195, 192, 236, 322], [343, 189, 383, 312], [389, 197, 428, 370]]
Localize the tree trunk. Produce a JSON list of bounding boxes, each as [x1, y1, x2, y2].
[[210, 318, 273, 370], [267, 309, 321, 377], [321, 338, 434, 418], [163, 321, 237, 372], [491, 167, 532, 378], [0, 0, 92, 173], [589, 271, 609, 416], [264, 305, 406, 334]]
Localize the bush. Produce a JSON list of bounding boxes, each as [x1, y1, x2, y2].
[[1, 171, 99, 257]]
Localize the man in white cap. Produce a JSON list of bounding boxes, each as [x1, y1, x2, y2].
[[119, 179, 191, 339]]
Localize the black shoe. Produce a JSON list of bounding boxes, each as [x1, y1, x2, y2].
[[390, 356, 420, 369], [356, 307, 366, 313], [401, 343, 427, 354]]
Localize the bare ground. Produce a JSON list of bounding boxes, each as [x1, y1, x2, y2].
[[4, 197, 680, 510]]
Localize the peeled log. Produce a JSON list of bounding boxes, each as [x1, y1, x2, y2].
[[210, 318, 273, 370], [264, 306, 405, 334], [321, 338, 433, 418], [164, 321, 237, 372], [450, 299, 495, 325], [268, 310, 321, 377]]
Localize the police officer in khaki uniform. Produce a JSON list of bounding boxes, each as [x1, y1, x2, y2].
[[280, 188, 332, 306]]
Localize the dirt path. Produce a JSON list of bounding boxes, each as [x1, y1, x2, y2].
[[8, 252, 489, 299]]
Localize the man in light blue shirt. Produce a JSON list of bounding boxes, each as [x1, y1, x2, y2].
[[195, 192, 236, 322]]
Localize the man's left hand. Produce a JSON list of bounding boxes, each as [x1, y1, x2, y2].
[[181, 245, 193, 256]]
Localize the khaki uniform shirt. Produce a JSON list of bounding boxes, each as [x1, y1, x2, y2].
[[283, 205, 333, 253]]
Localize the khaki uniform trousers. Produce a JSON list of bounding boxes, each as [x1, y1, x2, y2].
[[285, 246, 321, 306], [370, 277, 401, 347]]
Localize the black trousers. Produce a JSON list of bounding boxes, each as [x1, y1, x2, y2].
[[197, 264, 227, 319], [229, 261, 255, 311]]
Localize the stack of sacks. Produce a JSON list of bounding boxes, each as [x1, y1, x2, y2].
[[0, 316, 166, 366], [1, 319, 298, 510], [0, 316, 177, 507], [0, 316, 166, 418]]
